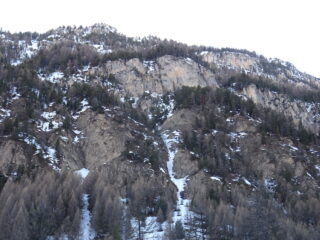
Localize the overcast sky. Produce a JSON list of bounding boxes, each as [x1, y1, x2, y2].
[[1, 0, 319, 77]]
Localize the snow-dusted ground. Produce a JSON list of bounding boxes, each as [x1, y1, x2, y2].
[[47, 234, 69, 240], [11, 40, 40, 66], [147, 93, 175, 121], [38, 71, 64, 83], [19, 133, 60, 171], [72, 128, 85, 144], [315, 165, 320, 176], [143, 60, 155, 73], [75, 168, 90, 180], [79, 194, 95, 240], [76, 168, 96, 240], [78, 99, 90, 113], [92, 44, 112, 54], [264, 178, 277, 193], [72, 99, 91, 120], [37, 111, 63, 132], [161, 130, 191, 224], [131, 216, 165, 240], [0, 108, 11, 123], [10, 87, 21, 101]]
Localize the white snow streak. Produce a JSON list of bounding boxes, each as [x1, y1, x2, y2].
[[78, 194, 95, 240], [161, 130, 191, 224], [75, 168, 95, 240], [210, 176, 222, 182]]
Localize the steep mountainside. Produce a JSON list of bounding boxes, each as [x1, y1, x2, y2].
[[0, 24, 319, 240]]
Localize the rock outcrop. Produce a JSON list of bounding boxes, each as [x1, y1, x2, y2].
[[243, 84, 320, 134], [102, 56, 217, 96]]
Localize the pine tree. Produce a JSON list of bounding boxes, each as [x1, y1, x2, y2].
[[174, 220, 185, 239], [11, 203, 30, 240]]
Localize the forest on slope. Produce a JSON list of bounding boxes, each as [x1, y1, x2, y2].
[[0, 25, 319, 239]]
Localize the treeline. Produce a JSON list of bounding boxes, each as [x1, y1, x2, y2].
[[31, 40, 100, 74], [1, 25, 263, 69], [102, 41, 211, 68], [25, 39, 212, 74]]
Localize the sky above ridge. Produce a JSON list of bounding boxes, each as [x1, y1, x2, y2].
[[1, 0, 320, 77]]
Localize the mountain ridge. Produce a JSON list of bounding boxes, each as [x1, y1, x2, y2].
[[0, 23, 319, 240], [1, 23, 319, 80]]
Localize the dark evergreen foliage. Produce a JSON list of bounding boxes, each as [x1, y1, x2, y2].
[[225, 73, 320, 103]]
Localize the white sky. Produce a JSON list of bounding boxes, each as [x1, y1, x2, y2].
[[1, 0, 319, 77]]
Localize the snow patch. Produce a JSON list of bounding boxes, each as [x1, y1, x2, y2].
[[10, 87, 21, 100], [60, 136, 68, 142], [11, 40, 40, 66], [143, 60, 155, 72], [315, 165, 320, 176], [72, 129, 85, 144], [72, 99, 91, 120], [184, 57, 194, 65], [210, 176, 222, 182], [41, 111, 56, 120], [228, 132, 248, 139], [0, 108, 11, 123], [75, 168, 90, 180], [149, 93, 175, 121], [73, 130, 82, 135], [47, 234, 69, 240], [92, 44, 112, 54], [264, 178, 277, 193], [73, 136, 80, 144], [242, 177, 252, 186], [281, 144, 299, 152], [19, 133, 60, 171], [200, 51, 208, 56], [37, 111, 62, 132], [38, 71, 64, 83], [160, 167, 166, 174], [79, 99, 90, 113]]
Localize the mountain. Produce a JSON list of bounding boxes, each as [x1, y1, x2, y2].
[[0, 24, 319, 240]]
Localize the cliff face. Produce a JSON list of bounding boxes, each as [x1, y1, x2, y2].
[[243, 84, 320, 134], [100, 55, 217, 96], [201, 50, 320, 88]]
